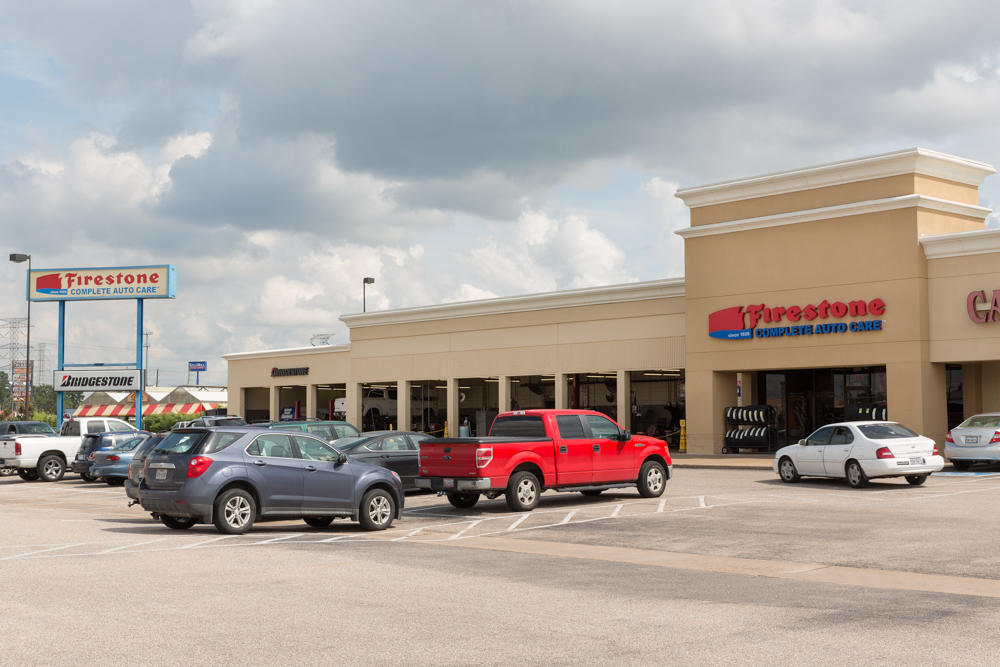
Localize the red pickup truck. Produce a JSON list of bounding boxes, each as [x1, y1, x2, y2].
[[415, 409, 672, 511]]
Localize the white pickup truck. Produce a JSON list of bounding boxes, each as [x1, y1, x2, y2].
[[0, 417, 136, 482]]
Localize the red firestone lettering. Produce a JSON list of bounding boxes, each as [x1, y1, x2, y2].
[[771, 306, 787, 322], [868, 298, 885, 316], [95, 275, 103, 285], [746, 304, 764, 328], [786, 306, 802, 321], [848, 300, 868, 316], [818, 300, 830, 318], [150, 273, 160, 283], [830, 301, 848, 317], [125, 274, 135, 284], [802, 305, 818, 320]]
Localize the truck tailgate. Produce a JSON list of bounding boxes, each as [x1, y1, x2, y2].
[[419, 440, 481, 477]]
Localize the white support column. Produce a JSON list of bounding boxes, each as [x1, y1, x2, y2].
[[346, 382, 363, 431], [269, 386, 280, 422], [497, 376, 511, 412], [305, 384, 317, 420], [617, 370, 632, 431], [396, 380, 411, 431], [446, 377, 459, 437], [555, 372, 567, 409]]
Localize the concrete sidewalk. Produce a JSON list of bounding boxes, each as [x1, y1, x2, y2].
[[671, 453, 773, 470]]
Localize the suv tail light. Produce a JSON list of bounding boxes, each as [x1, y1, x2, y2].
[[876, 446, 894, 459], [475, 447, 493, 469], [945, 431, 954, 444], [14, 442, 21, 456], [187, 456, 213, 478], [990, 431, 1000, 445]]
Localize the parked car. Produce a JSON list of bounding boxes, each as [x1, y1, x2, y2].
[[945, 413, 1000, 470], [417, 409, 672, 510], [187, 415, 247, 427], [72, 431, 149, 482], [1, 417, 136, 482], [125, 434, 167, 501], [91, 433, 153, 485], [138, 427, 404, 534], [268, 420, 360, 441], [332, 430, 430, 490], [774, 421, 944, 488]]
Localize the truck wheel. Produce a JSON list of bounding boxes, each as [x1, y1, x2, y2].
[[37, 455, 66, 482], [160, 515, 196, 530], [446, 492, 480, 509], [359, 489, 395, 530], [17, 468, 40, 481], [637, 460, 667, 498], [506, 471, 540, 511]]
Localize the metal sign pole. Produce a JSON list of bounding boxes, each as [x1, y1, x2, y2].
[[56, 301, 65, 430], [136, 299, 144, 431]]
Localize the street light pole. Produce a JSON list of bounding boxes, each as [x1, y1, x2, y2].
[[363, 276, 375, 312], [9, 253, 31, 417]]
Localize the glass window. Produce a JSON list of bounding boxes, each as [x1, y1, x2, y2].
[[380, 435, 409, 451], [305, 424, 336, 439], [20, 423, 55, 434], [86, 422, 106, 434], [113, 436, 147, 451], [828, 427, 854, 446], [806, 426, 835, 446], [154, 432, 208, 455], [332, 436, 365, 449], [62, 421, 81, 437], [202, 432, 244, 454], [107, 420, 134, 432], [556, 415, 586, 439], [297, 437, 340, 462], [334, 424, 360, 438], [251, 433, 296, 458], [857, 423, 919, 439], [958, 415, 1000, 429], [408, 434, 430, 448], [585, 415, 620, 440], [491, 416, 546, 437]]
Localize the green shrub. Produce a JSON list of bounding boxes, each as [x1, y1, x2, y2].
[[142, 412, 200, 433]]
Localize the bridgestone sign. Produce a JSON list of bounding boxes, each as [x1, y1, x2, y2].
[[54, 370, 141, 392]]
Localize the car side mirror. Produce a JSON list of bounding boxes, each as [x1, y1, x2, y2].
[[619, 429, 631, 441], [798, 439, 807, 446], [336, 451, 347, 465]]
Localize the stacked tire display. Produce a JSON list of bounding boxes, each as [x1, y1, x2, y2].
[[723, 405, 776, 454]]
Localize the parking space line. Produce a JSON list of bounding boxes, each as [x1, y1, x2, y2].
[[448, 520, 483, 540], [95, 538, 166, 554], [559, 510, 578, 525], [2, 543, 88, 560], [657, 498, 667, 512], [392, 528, 423, 541], [254, 533, 305, 544], [181, 536, 237, 549], [506, 515, 529, 532]]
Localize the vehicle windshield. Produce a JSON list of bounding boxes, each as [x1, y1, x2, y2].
[[857, 423, 919, 439], [18, 423, 56, 434], [958, 415, 1000, 429]]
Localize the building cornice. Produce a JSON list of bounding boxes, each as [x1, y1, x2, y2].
[[675, 148, 995, 208], [675, 195, 991, 239], [920, 227, 1000, 259], [222, 344, 351, 362], [340, 278, 686, 328]]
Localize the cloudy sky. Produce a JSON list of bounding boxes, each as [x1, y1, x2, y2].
[[3, 0, 1000, 387]]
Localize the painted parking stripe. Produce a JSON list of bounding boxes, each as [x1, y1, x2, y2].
[[2, 543, 88, 560]]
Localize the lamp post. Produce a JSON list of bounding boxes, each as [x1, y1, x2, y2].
[[363, 276, 375, 312], [9, 253, 31, 418]]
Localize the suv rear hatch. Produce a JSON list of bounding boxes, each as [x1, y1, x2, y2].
[[143, 430, 211, 491]]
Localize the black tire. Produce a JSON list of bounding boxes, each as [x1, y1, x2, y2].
[[637, 460, 667, 498], [213, 488, 256, 534], [37, 455, 65, 482], [506, 471, 541, 511], [778, 456, 800, 483], [0, 466, 17, 477], [105, 477, 126, 486], [581, 489, 604, 497], [80, 471, 99, 482], [359, 488, 395, 530], [905, 474, 928, 486], [952, 460, 971, 471], [845, 460, 869, 489], [446, 492, 480, 508], [303, 516, 335, 528], [160, 515, 196, 530], [17, 468, 39, 481]]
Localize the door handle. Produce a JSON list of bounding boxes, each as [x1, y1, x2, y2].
[[558, 446, 567, 453], [253, 460, 266, 466], [592, 444, 600, 452], [305, 465, 316, 472]]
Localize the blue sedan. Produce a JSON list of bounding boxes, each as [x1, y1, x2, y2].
[[91, 434, 152, 485]]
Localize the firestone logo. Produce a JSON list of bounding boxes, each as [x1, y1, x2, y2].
[[35, 273, 67, 296], [709, 298, 886, 340]]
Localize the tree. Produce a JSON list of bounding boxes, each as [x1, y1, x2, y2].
[[0, 371, 10, 412], [33, 385, 56, 413]]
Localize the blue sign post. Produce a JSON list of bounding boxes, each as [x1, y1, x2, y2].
[[31, 265, 178, 431]]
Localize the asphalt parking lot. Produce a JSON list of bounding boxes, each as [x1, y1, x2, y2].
[[3, 467, 1000, 665]]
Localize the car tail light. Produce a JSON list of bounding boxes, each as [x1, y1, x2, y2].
[[106, 455, 120, 462], [14, 442, 21, 456], [876, 446, 894, 459], [990, 432, 1000, 445], [475, 447, 493, 469], [88, 453, 95, 461], [945, 431, 954, 444], [187, 456, 213, 478]]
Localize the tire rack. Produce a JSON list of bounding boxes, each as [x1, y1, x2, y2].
[[723, 405, 776, 453]]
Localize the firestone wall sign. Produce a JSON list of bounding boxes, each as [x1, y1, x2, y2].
[[28, 265, 177, 302], [709, 298, 886, 341]]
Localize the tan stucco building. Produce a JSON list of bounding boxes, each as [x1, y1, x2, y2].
[[225, 148, 1000, 454]]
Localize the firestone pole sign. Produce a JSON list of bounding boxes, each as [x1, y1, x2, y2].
[[53, 369, 142, 392], [28, 265, 177, 302], [709, 298, 886, 341]]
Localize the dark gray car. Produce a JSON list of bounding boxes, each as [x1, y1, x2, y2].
[[137, 427, 404, 534]]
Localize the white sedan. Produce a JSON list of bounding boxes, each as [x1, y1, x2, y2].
[[773, 421, 944, 488]]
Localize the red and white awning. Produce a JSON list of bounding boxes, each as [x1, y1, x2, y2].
[[73, 402, 221, 418]]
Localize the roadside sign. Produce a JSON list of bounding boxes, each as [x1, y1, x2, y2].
[[188, 361, 208, 371]]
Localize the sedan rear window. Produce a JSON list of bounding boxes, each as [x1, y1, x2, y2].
[[857, 423, 918, 439], [491, 416, 546, 438], [958, 415, 1000, 429]]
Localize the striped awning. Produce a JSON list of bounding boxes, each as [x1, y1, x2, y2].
[[72, 402, 221, 418]]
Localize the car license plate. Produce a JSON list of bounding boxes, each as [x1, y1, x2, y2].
[[964, 436, 979, 445], [443, 478, 454, 488], [909, 457, 925, 465], [155, 469, 168, 480]]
